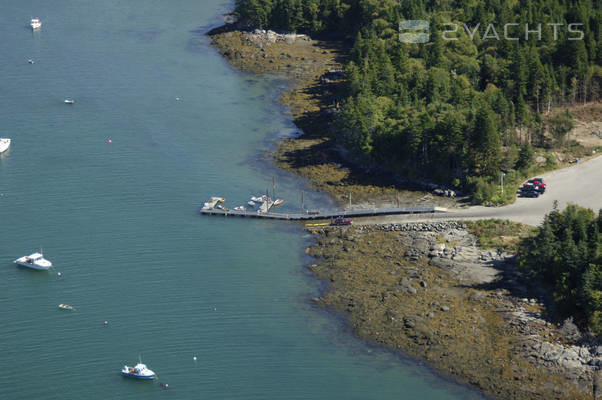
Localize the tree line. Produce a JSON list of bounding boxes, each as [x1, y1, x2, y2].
[[519, 205, 602, 339], [235, 0, 602, 201]]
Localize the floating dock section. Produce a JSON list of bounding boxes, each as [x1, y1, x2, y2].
[[201, 206, 447, 221]]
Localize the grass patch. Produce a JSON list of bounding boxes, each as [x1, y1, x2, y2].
[[465, 219, 536, 252]]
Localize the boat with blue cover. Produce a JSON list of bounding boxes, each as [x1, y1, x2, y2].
[[121, 359, 156, 380]]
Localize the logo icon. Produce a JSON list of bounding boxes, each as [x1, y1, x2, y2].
[[399, 20, 430, 43]]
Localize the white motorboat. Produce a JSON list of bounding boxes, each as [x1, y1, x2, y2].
[[273, 199, 284, 207], [30, 18, 42, 30], [58, 304, 75, 311], [64, 99, 75, 104], [121, 360, 156, 380], [202, 197, 225, 210], [0, 138, 10, 153], [14, 252, 52, 270], [247, 201, 256, 207], [250, 195, 268, 203], [234, 206, 246, 211]]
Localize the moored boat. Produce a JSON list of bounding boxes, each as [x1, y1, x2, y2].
[[273, 199, 284, 207], [121, 360, 156, 380], [30, 18, 42, 30], [14, 252, 52, 270], [64, 99, 75, 104], [0, 138, 10, 153], [58, 304, 75, 311]]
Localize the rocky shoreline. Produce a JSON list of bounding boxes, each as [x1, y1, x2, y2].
[[208, 26, 601, 399], [307, 222, 601, 399]]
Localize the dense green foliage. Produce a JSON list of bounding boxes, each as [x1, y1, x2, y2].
[[235, 0, 601, 201], [518, 205, 602, 337]]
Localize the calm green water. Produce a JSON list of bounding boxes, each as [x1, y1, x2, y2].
[[0, 1, 485, 399]]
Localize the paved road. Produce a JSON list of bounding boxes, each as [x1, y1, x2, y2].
[[357, 156, 602, 227]]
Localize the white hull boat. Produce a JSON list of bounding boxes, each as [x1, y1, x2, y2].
[[30, 18, 42, 30], [0, 138, 10, 153], [121, 361, 156, 380], [14, 252, 52, 270]]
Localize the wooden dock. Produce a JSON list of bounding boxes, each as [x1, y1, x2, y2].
[[200, 206, 448, 221]]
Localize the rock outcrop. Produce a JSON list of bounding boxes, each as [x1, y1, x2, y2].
[[308, 222, 599, 399]]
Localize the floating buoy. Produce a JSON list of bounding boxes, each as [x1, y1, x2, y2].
[[108, 139, 112, 144], [104, 320, 109, 326], [175, 97, 180, 101], [57, 272, 62, 277], [193, 356, 197, 361]]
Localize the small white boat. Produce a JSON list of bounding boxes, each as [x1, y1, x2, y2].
[[273, 199, 284, 207], [202, 197, 226, 210], [58, 304, 75, 311], [64, 99, 75, 104], [0, 138, 10, 153], [30, 18, 42, 30], [234, 206, 246, 211], [250, 196, 261, 202], [14, 252, 52, 271], [247, 201, 256, 207], [28, 59, 35, 64], [121, 360, 156, 380]]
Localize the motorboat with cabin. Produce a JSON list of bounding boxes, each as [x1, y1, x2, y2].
[[121, 360, 156, 380], [14, 252, 52, 270]]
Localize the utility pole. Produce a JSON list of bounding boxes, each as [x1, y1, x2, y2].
[[501, 172, 505, 195]]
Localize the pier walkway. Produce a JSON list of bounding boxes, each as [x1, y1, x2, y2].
[[201, 206, 448, 221]]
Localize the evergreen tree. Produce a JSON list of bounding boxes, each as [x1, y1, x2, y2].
[[470, 106, 501, 176]]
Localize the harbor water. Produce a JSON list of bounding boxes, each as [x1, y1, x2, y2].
[[0, 1, 485, 399]]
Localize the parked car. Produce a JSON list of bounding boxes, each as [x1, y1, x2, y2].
[[331, 217, 353, 226], [522, 189, 540, 198], [522, 178, 546, 196]]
